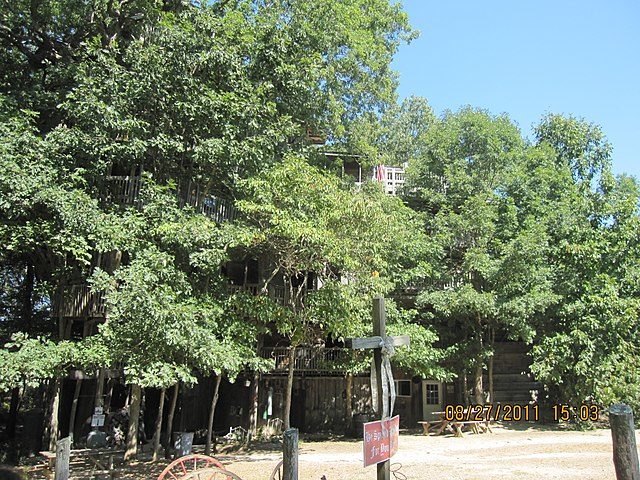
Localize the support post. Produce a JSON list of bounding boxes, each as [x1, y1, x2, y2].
[[55, 436, 70, 480], [610, 403, 640, 480], [283, 428, 299, 480], [372, 297, 390, 480]]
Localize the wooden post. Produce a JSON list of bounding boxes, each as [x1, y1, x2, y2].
[[346, 296, 409, 480], [283, 428, 299, 480], [610, 403, 640, 480], [372, 297, 390, 480], [55, 436, 70, 480]]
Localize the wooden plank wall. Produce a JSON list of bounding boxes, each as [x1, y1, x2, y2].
[[259, 377, 372, 433]]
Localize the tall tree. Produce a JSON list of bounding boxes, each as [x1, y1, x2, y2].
[[232, 156, 441, 427], [405, 107, 556, 403], [529, 115, 640, 413]]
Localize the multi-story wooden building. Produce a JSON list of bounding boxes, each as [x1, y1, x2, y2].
[[53, 157, 539, 445]]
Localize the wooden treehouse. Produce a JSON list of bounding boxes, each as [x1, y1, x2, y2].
[[53, 284, 107, 340]]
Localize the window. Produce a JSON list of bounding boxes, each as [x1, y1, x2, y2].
[[395, 380, 411, 397], [425, 383, 440, 405]]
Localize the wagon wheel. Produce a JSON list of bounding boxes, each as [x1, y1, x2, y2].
[[158, 454, 226, 480], [269, 460, 283, 480], [182, 467, 244, 480]]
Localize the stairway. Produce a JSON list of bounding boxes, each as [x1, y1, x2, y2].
[[486, 342, 541, 404]]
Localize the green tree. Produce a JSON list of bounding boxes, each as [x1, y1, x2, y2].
[[405, 107, 556, 404], [529, 115, 640, 413], [231, 156, 441, 427]]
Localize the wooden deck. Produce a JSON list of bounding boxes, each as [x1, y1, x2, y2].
[[260, 347, 351, 374]]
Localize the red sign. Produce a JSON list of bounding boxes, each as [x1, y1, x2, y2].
[[363, 415, 400, 467]]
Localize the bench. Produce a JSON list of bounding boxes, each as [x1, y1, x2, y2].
[[450, 420, 487, 437], [39, 448, 124, 476], [418, 420, 444, 435]]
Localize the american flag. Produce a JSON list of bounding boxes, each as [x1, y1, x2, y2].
[[374, 165, 385, 182]]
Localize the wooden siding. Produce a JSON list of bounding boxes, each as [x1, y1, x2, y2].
[[53, 285, 107, 319]]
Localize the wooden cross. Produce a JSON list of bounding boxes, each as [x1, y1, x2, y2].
[[346, 296, 410, 480]]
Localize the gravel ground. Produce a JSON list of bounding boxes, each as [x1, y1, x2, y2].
[[12, 423, 637, 479]]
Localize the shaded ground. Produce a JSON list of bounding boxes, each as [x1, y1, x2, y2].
[[10, 423, 637, 479]]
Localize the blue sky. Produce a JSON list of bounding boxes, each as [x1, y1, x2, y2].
[[392, 1, 640, 178]]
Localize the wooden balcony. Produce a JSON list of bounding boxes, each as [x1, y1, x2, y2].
[[103, 176, 237, 223], [228, 283, 259, 295], [183, 192, 237, 223], [53, 285, 107, 319], [104, 175, 143, 205], [261, 347, 350, 375]]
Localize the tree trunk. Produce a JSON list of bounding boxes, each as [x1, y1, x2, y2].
[[68, 379, 82, 445], [48, 378, 61, 452], [104, 379, 114, 414], [164, 383, 179, 459], [345, 373, 353, 433], [248, 335, 263, 439], [205, 375, 223, 455], [474, 318, 484, 405], [124, 384, 142, 462], [248, 372, 260, 438], [462, 371, 470, 406], [7, 386, 20, 439], [283, 346, 296, 430], [474, 356, 484, 405], [94, 369, 106, 411], [488, 327, 495, 404], [22, 262, 34, 333], [152, 388, 166, 462]]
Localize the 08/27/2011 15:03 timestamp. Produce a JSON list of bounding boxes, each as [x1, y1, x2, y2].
[[444, 403, 601, 422]]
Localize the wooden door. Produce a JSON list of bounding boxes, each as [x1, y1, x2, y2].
[[422, 381, 443, 420]]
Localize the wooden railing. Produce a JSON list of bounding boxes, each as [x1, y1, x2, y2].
[[261, 347, 350, 374], [103, 176, 236, 223], [404, 271, 484, 293], [269, 285, 313, 308], [53, 285, 107, 318], [183, 192, 237, 223], [105, 175, 142, 205], [228, 284, 259, 296]]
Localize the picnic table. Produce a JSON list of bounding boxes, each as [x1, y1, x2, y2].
[[419, 409, 492, 437], [39, 447, 125, 477]]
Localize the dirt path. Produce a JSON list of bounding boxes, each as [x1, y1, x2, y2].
[[218, 425, 625, 480], [16, 424, 638, 479]]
